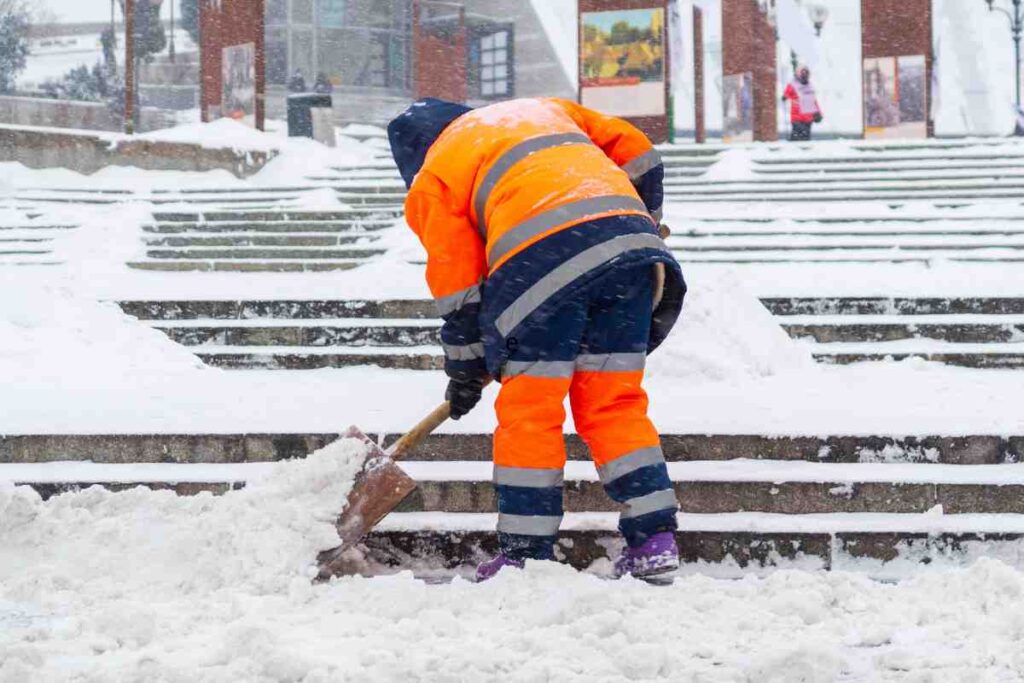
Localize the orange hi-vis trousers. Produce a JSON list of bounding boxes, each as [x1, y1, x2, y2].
[[491, 264, 679, 560]]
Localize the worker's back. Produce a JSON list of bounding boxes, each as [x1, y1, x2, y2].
[[418, 98, 650, 273]]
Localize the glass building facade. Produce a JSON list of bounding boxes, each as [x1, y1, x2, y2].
[[265, 0, 413, 93]]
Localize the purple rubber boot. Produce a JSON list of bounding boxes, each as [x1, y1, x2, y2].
[[614, 532, 679, 582], [475, 553, 525, 582]]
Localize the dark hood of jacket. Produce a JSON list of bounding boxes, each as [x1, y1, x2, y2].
[[387, 98, 473, 189]]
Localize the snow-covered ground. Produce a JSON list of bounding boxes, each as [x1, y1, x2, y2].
[[5, 449, 1024, 680]]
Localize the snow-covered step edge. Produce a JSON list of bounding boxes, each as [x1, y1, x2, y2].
[[193, 344, 442, 355], [805, 341, 1024, 354], [780, 314, 1024, 325], [146, 318, 439, 329], [376, 511, 1024, 535], [10, 460, 1024, 486]]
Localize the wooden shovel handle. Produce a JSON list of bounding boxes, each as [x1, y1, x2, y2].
[[388, 401, 452, 460], [388, 378, 493, 460]]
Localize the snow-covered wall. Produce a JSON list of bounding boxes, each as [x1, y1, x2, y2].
[[933, 0, 1017, 136]]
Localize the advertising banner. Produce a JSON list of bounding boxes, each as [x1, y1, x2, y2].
[[580, 7, 666, 117], [863, 55, 927, 139], [722, 71, 753, 143], [222, 42, 256, 126]]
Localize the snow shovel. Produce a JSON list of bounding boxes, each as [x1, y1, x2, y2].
[[315, 399, 455, 580]]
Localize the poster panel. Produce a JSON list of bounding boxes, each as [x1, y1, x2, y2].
[[222, 42, 256, 126], [722, 72, 753, 143], [863, 55, 926, 139], [580, 7, 666, 117]]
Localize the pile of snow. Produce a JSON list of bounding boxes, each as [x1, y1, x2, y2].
[[137, 119, 282, 153], [647, 273, 815, 383], [4, 487, 1024, 683], [0, 277, 206, 381], [0, 440, 368, 679], [699, 148, 758, 182]]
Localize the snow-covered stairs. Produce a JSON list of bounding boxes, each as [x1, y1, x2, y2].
[[131, 210, 399, 272], [769, 297, 1024, 369], [117, 297, 1024, 370], [0, 206, 77, 267], [5, 432, 1024, 571]]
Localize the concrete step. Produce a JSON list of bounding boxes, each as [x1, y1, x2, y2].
[[10, 459, 1024, 515], [15, 193, 304, 206], [814, 352, 1024, 368], [667, 173, 1024, 189], [0, 247, 52, 255], [191, 346, 1024, 370], [664, 189, 1024, 203], [753, 161, 1024, 177], [685, 215, 1024, 225], [783, 317, 1024, 344], [674, 252, 1024, 264], [195, 346, 444, 369], [679, 228, 1024, 238], [151, 210, 402, 223], [127, 260, 364, 273], [363, 521, 1024, 572], [118, 297, 1024, 320], [152, 320, 439, 347], [668, 237, 1024, 251], [6, 432, 1018, 465], [764, 297, 1024, 316], [118, 299, 435, 320], [143, 220, 395, 234], [145, 316, 1024, 348], [143, 247, 386, 260], [333, 193, 406, 207], [809, 340, 1024, 368], [0, 224, 75, 231], [0, 230, 57, 241], [755, 152, 1024, 166], [143, 234, 381, 248]]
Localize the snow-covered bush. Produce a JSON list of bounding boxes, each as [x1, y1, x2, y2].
[[0, 0, 30, 93]]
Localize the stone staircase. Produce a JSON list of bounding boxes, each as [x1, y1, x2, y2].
[[116, 296, 1024, 370], [131, 209, 400, 272], [0, 205, 76, 267], [5, 432, 1024, 571]]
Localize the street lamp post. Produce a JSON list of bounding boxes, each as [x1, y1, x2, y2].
[[984, 0, 1022, 111]]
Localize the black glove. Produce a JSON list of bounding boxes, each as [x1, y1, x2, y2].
[[446, 376, 486, 420], [813, 112, 823, 123]]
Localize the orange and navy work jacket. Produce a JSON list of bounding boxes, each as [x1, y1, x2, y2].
[[387, 97, 685, 380]]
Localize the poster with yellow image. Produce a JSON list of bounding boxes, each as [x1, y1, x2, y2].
[[581, 7, 666, 117]]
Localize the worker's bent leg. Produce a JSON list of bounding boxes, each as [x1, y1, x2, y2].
[[569, 267, 678, 548], [492, 299, 587, 561], [494, 373, 572, 560]]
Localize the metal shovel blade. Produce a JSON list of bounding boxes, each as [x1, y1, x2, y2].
[[315, 426, 418, 580]]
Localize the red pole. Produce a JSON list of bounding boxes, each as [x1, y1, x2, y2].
[[124, 0, 135, 134], [255, 0, 266, 130], [694, 5, 705, 143]]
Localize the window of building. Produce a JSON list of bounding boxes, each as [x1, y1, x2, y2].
[[265, 28, 288, 84], [266, 0, 288, 26], [476, 29, 512, 99]]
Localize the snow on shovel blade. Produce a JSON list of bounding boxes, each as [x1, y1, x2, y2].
[[316, 426, 418, 580]]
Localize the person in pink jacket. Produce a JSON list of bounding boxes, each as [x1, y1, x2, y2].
[[783, 66, 823, 141]]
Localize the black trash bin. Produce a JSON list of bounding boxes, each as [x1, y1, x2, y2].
[[287, 93, 333, 139]]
